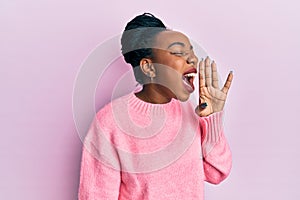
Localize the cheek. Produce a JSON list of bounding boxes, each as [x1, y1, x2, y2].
[[155, 63, 185, 91], [154, 55, 187, 87], [156, 60, 184, 80], [167, 58, 186, 71]]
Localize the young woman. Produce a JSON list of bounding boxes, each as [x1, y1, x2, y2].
[[78, 13, 233, 200]]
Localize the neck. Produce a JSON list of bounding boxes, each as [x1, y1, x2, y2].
[[135, 83, 176, 104]]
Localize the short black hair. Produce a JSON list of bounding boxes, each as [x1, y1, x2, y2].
[[121, 13, 167, 83]]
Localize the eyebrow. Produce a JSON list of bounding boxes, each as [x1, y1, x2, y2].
[[167, 42, 193, 50]]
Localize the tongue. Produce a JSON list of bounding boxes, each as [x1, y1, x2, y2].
[[182, 76, 194, 93]]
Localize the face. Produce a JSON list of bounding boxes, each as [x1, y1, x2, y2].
[[151, 31, 198, 101]]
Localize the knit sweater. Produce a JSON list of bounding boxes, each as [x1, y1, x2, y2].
[[78, 91, 232, 200]]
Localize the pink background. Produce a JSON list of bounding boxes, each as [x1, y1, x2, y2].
[[1, 0, 300, 199]]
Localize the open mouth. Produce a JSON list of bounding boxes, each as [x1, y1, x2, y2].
[[182, 68, 197, 93]]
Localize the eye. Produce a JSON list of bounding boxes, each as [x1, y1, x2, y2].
[[170, 52, 186, 56]]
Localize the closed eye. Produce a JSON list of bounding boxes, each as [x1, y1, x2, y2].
[[170, 52, 187, 56]]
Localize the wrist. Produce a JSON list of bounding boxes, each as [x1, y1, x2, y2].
[[213, 104, 224, 113]]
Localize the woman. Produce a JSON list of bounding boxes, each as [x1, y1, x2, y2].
[[78, 13, 233, 199]]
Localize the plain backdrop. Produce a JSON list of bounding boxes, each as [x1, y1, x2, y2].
[[1, 0, 300, 199]]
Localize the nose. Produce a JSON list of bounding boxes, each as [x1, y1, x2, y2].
[[187, 51, 198, 66]]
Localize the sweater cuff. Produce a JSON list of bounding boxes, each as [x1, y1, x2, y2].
[[200, 111, 225, 157], [202, 111, 224, 143]]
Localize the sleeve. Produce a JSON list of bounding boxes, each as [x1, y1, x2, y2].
[[78, 117, 121, 200], [199, 111, 232, 184]]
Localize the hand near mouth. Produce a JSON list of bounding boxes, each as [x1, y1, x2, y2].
[[195, 56, 233, 117]]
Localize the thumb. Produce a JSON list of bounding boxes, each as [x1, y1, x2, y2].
[[199, 95, 208, 109], [195, 97, 208, 116]]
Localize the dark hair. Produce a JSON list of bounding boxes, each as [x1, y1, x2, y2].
[[121, 13, 167, 83]]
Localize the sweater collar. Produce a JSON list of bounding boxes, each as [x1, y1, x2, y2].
[[126, 91, 179, 115]]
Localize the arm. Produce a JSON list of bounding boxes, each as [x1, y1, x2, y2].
[[78, 117, 121, 200], [199, 111, 232, 184], [194, 56, 233, 184]]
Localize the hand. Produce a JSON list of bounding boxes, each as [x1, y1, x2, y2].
[[195, 56, 233, 117]]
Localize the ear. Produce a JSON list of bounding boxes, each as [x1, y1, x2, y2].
[[139, 58, 156, 78]]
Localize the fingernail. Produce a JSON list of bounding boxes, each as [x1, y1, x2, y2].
[[200, 102, 207, 109], [230, 70, 234, 74]]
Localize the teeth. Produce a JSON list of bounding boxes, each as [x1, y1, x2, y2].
[[184, 73, 197, 77]]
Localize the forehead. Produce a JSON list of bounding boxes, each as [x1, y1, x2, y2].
[[153, 30, 192, 49]]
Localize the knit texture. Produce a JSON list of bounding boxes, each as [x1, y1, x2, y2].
[[78, 91, 232, 200]]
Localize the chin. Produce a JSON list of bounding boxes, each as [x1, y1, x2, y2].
[[177, 92, 190, 102]]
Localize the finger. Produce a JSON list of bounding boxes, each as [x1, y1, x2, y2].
[[195, 104, 206, 116], [221, 71, 233, 94], [205, 56, 212, 87], [211, 60, 219, 89], [198, 59, 205, 105], [199, 58, 205, 88], [199, 94, 206, 106]]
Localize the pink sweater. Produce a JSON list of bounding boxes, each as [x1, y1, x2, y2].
[[78, 91, 232, 200]]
